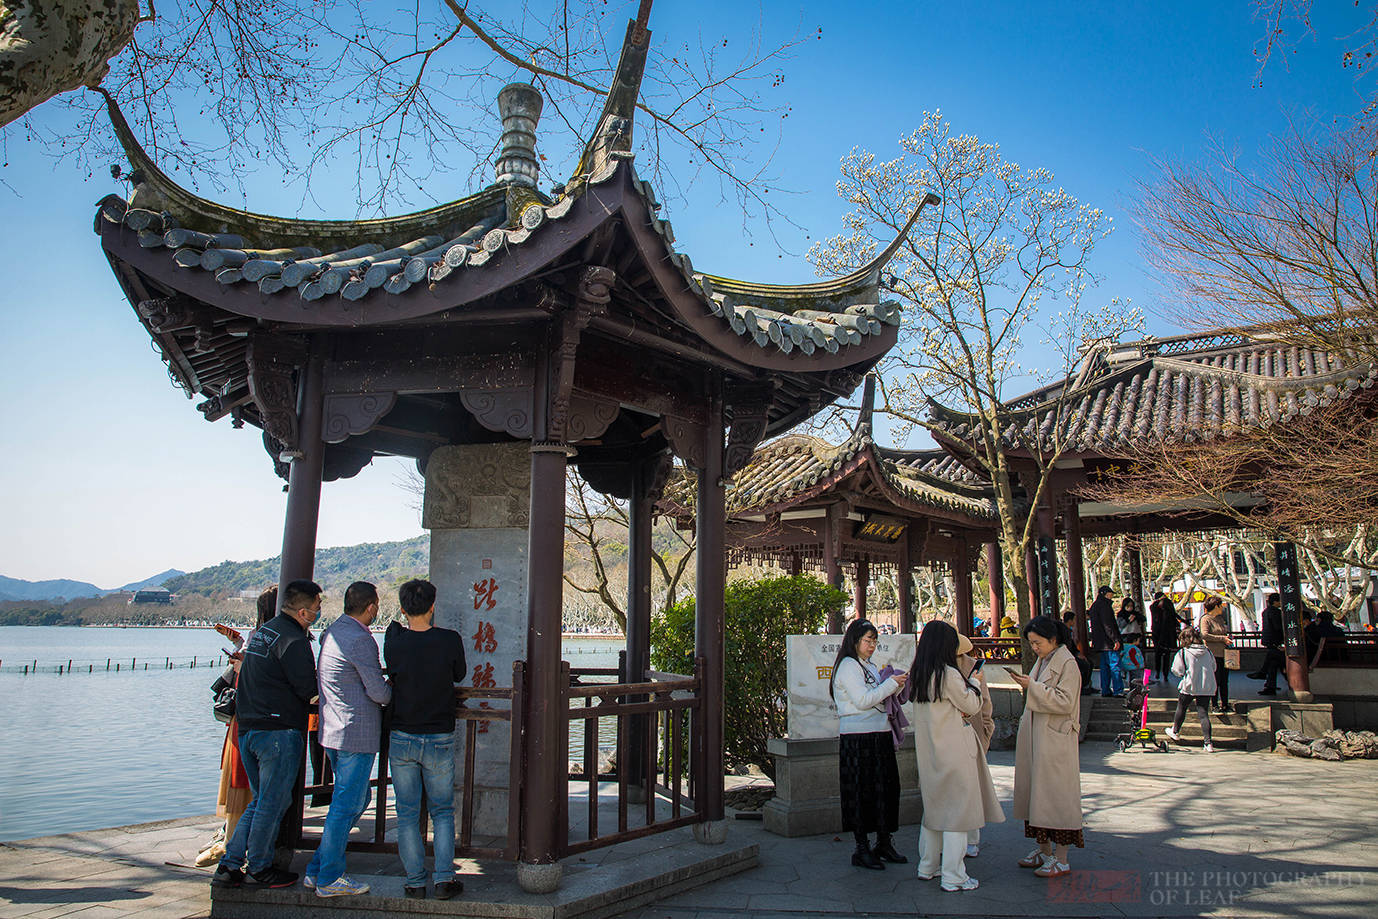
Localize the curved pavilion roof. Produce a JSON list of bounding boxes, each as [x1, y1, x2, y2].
[[90, 14, 942, 475], [928, 326, 1378, 456]]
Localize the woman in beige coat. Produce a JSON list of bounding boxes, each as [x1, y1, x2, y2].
[[910, 621, 1004, 892], [1010, 614, 1083, 879], [959, 636, 995, 859]]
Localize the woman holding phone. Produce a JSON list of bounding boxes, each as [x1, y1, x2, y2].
[[831, 618, 909, 869], [909, 621, 1003, 892], [1010, 615, 1083, 878]]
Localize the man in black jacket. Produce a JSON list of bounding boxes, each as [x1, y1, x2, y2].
[[1253, 592, 1286, 695], [1087, 585, 1124, 697], [213, 579, 322, 891]]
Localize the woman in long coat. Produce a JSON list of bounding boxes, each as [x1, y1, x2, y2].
[[910, 621, 1004, 892], [1010, 614, 1083, 879]]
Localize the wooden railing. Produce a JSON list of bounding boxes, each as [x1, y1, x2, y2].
[[559, 658, 704, 856], [291, 663, 524, 860]]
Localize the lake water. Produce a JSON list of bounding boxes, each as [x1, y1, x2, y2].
[[0, 626, 620, 842]]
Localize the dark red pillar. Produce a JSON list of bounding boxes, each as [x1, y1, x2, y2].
[[823, 506, 844, 633], [1064, 502, 1088, 651], [276, 350, 324, 603], [985, 541, 1005, 625], [521, 443, 568, 868], [953, 540, 974, 637], [694, 390, 726, 824], [853, 559, 869, 621]]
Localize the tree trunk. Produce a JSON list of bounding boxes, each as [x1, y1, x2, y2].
[[0, 0, 140, 128]]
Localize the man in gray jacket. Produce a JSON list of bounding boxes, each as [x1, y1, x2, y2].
[[303, 582, 392, 897]]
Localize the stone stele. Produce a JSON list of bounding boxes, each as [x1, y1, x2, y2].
[[424, 442, 531, 839]]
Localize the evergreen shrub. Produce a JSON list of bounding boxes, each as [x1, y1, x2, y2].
[[650, 574, 845, 778]]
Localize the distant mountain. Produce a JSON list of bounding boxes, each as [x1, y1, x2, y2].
[[115, 569, 186, 592], [0, 575, 103, 602], [165, 536, 431, 598]]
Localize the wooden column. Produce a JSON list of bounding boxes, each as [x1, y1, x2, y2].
[[1034, 503, 1060, 618], [1063, 500, 1089, 651], [823, 506, 844, 633], [625, 454, 658, 800], [985, 541, 1005, 625], [694, 389, 726, 824], [1024, 541, 1041, 621], [953, 539, 974, 637], [520, 442, 568, 868], [625, 456, 657, 683], [898, 531, 915, 633], [853, 559, 869, 621], [1125, 542, 1147, 631], [276, 349, 325, 603]]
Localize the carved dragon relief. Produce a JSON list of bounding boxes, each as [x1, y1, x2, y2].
[[246, 334, 308, 450], [323, 392, 398, 444]]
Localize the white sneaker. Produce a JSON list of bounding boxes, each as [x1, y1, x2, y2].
[[966, 844, 979, 858], [1204, 743, 1215, 753], [316, 875, 369, 897], [942, 877, 979, 892], [302, 876, 316, 890], [1164, 727, 1181, 742]]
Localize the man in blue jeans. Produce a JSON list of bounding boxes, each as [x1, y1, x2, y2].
[[213, 580, 322, 890], [384, 579, 467, 900], [303, 581, 392, 897], [1087, 585, 1124, 697]]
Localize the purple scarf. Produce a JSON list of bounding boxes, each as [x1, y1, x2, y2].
[[878, 664, 911, 749]]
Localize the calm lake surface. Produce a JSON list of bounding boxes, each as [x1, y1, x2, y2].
[[0, 626, 620, 842]]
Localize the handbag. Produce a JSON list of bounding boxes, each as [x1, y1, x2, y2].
[[213, 687, 237, 724], [211, 667, 237, 724], [1224, 647, 1241, 670]]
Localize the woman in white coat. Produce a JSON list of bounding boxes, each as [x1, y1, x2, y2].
[[1010, 614, 1083, 879], [831, 618, 909, 869], [909, 620, 1004, 892]]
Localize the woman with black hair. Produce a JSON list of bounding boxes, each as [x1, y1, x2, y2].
[[831, 618, 908, 869], [1010, 615, 1083, 879], [909, 621, 1003, 892]]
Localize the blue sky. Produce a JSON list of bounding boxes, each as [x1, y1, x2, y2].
[[0, 1, 1364, 586]]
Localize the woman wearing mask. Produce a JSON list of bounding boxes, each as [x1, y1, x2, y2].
[[909, 621, 1003, 892], [831, 618, 908, 869], [1010, 615, 1083, 879]]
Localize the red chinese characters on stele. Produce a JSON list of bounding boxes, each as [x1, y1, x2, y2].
[[472, 577, 499, 611]]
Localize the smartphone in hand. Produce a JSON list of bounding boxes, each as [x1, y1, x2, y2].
[[971, 658, 985, 671]]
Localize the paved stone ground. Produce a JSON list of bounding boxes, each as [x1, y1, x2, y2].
[[4, 743, 1377, 919]]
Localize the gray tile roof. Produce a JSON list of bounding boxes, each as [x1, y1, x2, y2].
[[928, 330, 1378, 452], [716, 430, 997, 520]]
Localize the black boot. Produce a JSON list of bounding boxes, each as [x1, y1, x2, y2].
[[851, 838, 885, 870], [873, 833, 908, 864]]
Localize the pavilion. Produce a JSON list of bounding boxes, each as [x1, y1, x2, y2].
[[91, 6, 930, 897]]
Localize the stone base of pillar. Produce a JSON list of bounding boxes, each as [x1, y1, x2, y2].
[[516, 861, 562, 894], [1288, 688, 1316, 704], [626, 784, 647, 805], [692, 819, 729, 845]]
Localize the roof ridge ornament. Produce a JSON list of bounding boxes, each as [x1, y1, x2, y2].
[[494, 83, 543, 188]]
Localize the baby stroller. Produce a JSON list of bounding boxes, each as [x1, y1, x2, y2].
[[1114, 671, 1169, 753]]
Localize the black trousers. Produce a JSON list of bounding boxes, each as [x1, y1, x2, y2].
[[1172, 693, 1213, 744], [1260, 646, 1286, 690], [1213, 655, 1230, 708], [1153, 645, 1175, 680]]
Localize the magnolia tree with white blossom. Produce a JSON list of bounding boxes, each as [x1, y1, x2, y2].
[[809, 111, 1141, 624]]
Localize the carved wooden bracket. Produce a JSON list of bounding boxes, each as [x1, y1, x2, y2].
[[548, 266, 614, 444], [724, 382, 775, 477], [137, 296, 194, 332], [663, 414, 707, 469], [566, 393, 620, 442], [246, 334, 308, 449], [323, 391, 397, 444], [461, 388, 533, 439], [640, 450, 675, 504]]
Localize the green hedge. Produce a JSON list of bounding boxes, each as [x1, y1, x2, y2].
[[650, 575, 845, 778]]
